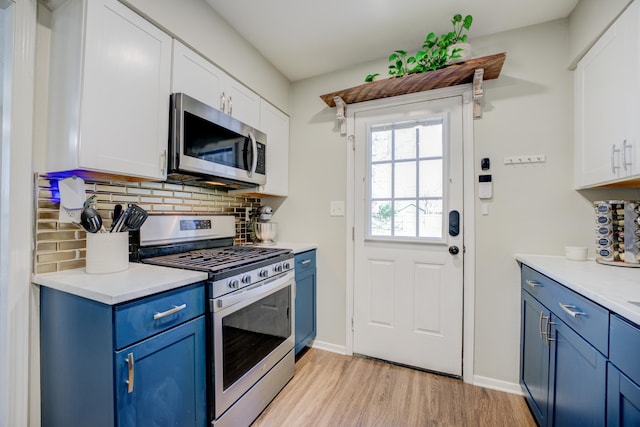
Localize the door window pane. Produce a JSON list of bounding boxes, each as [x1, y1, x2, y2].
[[394, 200, 417, 237], [419, 159, 443, 198], [419, 200, 443, 238], [394, 161, 416, 198], [368, 118, 445, 240], [419, 122, 443, 157], [371, 128, 392, 161], [370, 200, 392, 236], [394, 127, 416, 160]]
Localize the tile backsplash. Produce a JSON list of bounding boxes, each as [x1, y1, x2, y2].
[[34, 175, 261, 274]]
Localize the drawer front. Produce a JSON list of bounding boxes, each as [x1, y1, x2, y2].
[[295, 250, 316, 277], [115, 282, 205, 349], [610, 315, 640, 386], [521, 265, 609, 355]]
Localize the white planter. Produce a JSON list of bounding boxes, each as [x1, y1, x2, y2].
[[446, 42, 472, 64]]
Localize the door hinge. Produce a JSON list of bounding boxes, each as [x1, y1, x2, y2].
[[349, 134, 355, 151], [352, 226, 355, 241], [351, 317, 354, 331]]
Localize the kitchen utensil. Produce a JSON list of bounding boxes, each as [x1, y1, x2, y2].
[[81, 207, 103, 233], [111, 206, 129, 233], [123, 204, 148, 231], [110, 204, 123, 232], [113, 204, 123, 222]]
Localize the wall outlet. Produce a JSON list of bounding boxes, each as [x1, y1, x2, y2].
[[330, 201, 345, 217]]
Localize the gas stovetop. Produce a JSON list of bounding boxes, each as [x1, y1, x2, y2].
[[142, 246, 292, 273], [138, 215, 294, 296]]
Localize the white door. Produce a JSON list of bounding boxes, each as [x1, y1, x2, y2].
[[353, 96, 464, 376]]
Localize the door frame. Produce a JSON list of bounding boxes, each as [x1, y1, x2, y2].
[[345, 85, 476, 383]]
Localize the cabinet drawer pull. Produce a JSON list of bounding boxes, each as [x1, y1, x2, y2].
[[153, 303, 187, 320], [301, 259, 311, 265], [126, 353, 134, 393], [558, 302, 586, 317], [525, 279, 541, 288]]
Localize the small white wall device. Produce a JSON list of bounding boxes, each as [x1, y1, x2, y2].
[[479, 174, 492, 199]]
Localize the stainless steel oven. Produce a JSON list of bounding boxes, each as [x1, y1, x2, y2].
[[211, 269, 294, 425], [138, 214, 295, 427]]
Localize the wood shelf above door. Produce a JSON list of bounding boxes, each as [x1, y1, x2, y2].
[[319, 52, 506, 108]]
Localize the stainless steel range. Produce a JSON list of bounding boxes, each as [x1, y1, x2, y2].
[[138, 214, 295, 427]]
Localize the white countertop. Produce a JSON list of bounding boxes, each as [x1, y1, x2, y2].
[[32, 263, 208, 305], [244, 242, 317, 254], [516, 254, 640, 325]]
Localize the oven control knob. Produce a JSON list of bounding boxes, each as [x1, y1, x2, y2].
[[274, 264, 283, 273], [259, 269, 269, 278], [241, 275, 251, 284], [229, 279, 239, 289], [283, 261, 292, 270]]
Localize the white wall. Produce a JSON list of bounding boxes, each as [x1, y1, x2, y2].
[[272, 18, 640, 386], [121, 0, 291, 113]]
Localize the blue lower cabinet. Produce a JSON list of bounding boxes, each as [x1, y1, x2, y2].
[[116, 317, 206, 427], [608, 363, 640, 427], [549, 316, 606, 426], [520, 291, 551, 426], [294, 250, 316, 355], [40, 283, 206, 427]]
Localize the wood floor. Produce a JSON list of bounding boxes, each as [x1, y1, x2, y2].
[[252, 348, 536, 427]]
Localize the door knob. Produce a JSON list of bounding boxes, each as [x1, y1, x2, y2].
[[449, 246, 460, 255]]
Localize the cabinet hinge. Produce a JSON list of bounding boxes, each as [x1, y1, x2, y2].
[[351, 317, 354, 332], [348, 134, 355, 151], [352, 226, 355, 241]]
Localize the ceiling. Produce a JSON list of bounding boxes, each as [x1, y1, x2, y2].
[[204, 0, 579, 82]]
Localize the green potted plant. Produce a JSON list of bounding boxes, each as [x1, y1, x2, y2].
[[365, 13, 473, 82], [445, 13, 473, 64]]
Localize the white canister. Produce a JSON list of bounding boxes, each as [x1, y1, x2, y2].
[[86, 232, 129, 274]]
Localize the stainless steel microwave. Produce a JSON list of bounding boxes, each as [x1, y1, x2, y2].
[[168, 93, 266, 189]]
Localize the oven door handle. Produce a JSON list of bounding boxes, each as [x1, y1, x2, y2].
[[212, 273, 294, 313], [247, 131, 258, 178]]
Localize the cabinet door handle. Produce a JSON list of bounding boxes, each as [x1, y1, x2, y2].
[[220, 92, 226, 113], [623, 140, 632, 171], [301, 259, 311, 265], [153, 303, 187, 320], [125, 353, 134, 393], [525, 279, 541, 288], [228, 95, 233, 116], [539, 311, 549, 339], [160, 149, 167, 175], [558, 302, 586, 317], [612, 144, 621, 173], [545, 319, 556, 346]]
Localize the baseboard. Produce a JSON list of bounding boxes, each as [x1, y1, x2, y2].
[[473, 375, 524, 395], [308, 340, 346, 355]]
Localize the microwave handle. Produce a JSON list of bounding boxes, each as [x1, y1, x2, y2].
[[248, 131, 258, 177]]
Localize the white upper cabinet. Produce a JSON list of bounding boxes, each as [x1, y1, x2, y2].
[[231, 99, 290, 197], [46, 0, 172, 180], [171, 40, 260, 129], [257, 100, 290, 197], [575, 1, 640, 187]]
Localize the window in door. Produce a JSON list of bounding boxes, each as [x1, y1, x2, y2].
[[368, 117, 445, 241]]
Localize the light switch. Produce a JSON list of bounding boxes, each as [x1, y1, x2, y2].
[[330, 201, 345, 216]]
